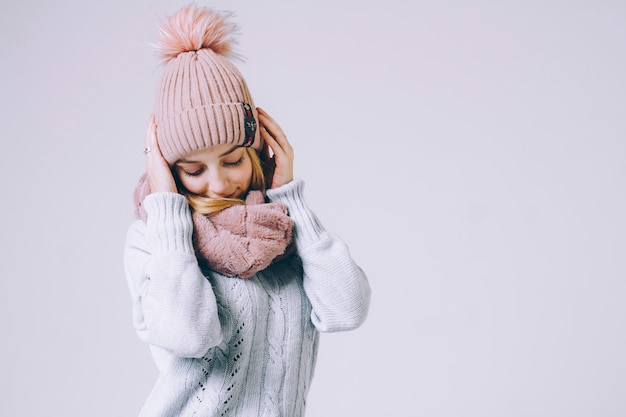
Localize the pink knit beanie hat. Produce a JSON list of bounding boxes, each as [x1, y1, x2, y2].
[[154, 4, 261, 164]]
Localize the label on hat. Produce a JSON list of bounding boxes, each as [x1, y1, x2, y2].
[[241, 103, 256, 147]]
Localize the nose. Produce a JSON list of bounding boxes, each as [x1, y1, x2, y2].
[[206, 169, 230, 198]]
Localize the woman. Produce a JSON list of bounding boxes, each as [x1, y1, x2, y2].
[[124, 4, 371, 416]]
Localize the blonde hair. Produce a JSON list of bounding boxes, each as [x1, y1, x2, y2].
[[179, 147, 265, 215]]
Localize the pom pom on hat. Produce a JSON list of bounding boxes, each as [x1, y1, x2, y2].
[[156, 5, 237, 63], [153, 4, 261, 164]]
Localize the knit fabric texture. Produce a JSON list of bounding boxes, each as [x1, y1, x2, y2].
[[124, 180, 371, 416], [154, 5, 262, 164], [133, 173, 294, 279]]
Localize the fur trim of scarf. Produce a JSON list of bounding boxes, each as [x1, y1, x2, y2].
[[133, 174, 294, 279]]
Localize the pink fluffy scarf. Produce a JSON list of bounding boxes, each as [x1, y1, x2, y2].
[[133, 175, 294, 279]]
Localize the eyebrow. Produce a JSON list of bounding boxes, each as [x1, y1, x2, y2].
[[176, 145, 242, 164], [219, 145, 242, 157]]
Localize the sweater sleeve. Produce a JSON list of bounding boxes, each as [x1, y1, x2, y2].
[[123, 192, 222, 357], [266, 180, 371, 332]]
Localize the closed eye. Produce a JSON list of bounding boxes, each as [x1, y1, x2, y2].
[[224, 157, 244, 167], [183, 167, 204, 177]]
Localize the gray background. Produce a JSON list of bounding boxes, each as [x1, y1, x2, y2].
[[1, 0, 625, 416]]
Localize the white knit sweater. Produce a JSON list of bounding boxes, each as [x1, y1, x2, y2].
[[124, 179, 371, 417]]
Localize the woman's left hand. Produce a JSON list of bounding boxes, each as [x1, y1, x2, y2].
[[257, 107, 294, 189]]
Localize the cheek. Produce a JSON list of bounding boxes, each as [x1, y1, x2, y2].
[[237, 162, 254, 186], [177, 174, 205, 194]]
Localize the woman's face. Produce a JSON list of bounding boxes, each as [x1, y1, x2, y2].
[[174, 144, 253, 199]]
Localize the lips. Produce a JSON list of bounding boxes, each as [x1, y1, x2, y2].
[[205, 188, 243, 199], [224, 189, 242, 199]]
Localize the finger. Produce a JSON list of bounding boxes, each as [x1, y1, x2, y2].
[[145, 115, 157, 156], [145, 115, 168, 161], [257, 107, 287, 140], [257, 108, 292, 152], [143, 115, 177, 192], [259, 123, 278, 147], [257, 109, 285, 140], [259, 126, 291, 164]]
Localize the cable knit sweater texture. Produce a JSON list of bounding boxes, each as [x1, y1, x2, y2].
[[124, 179, 371, 417]]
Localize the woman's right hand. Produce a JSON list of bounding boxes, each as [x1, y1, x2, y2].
[[145, 114, 178, 193]]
